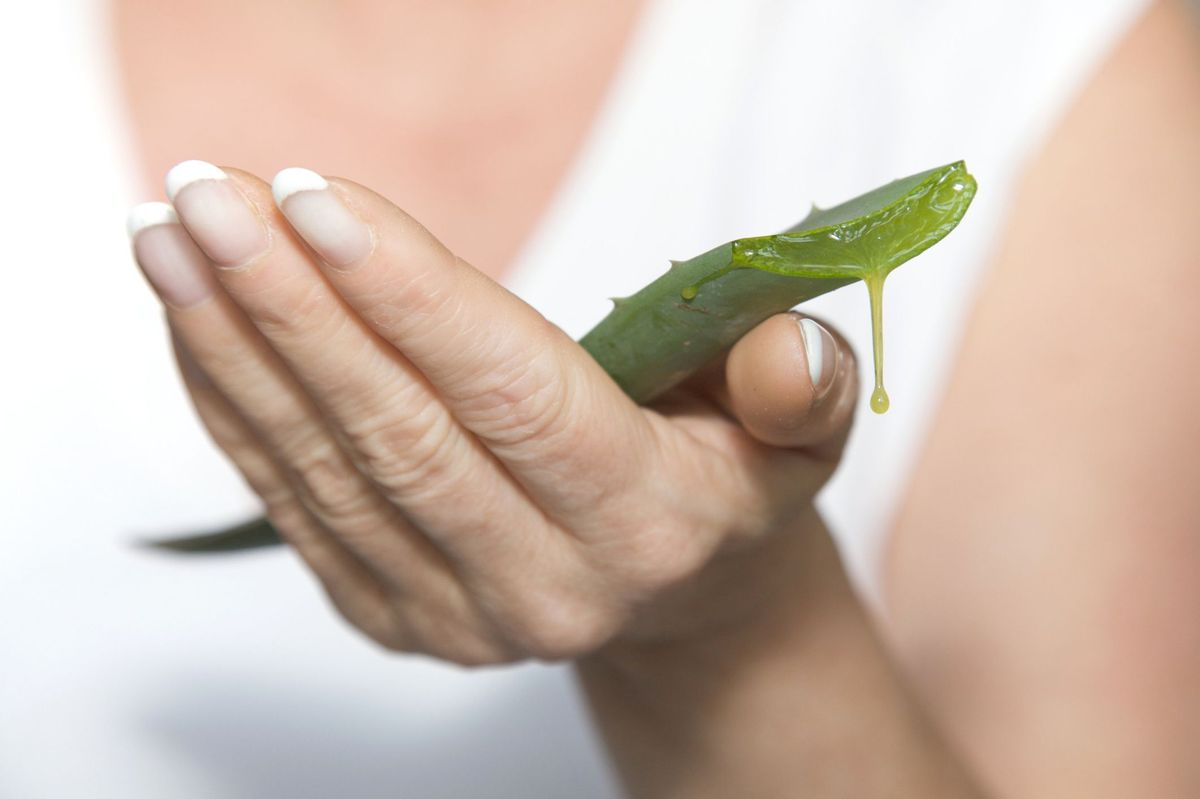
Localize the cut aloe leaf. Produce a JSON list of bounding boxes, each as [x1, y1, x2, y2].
[[144, 161, 976, 553], [584, 160, 977, 407]]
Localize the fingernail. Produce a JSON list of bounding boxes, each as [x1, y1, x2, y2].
[[272, 167, 373, 270], [165, 160, 270, 267], [127, 202, 216, 309], [798, 317, 838, 400]]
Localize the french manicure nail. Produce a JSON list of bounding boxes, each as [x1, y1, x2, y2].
[[165, 159, 270, 267], [798, 317, 838, 400], [127, 202, 216, 308], [272, 167, 373, 270]]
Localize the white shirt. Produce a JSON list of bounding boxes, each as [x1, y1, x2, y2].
[[0, 0, 1149, 795]]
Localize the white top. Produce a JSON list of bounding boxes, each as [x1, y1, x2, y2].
[[0, 0, 1150, 796]]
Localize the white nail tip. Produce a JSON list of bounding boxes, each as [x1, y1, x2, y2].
[[126, 201, 178, 238], [799, 318, 826, 388], [164, 160, 229, 202], [272, 167, 329, 207]]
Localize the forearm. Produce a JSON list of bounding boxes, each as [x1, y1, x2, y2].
[[577, 513, 982, 798]]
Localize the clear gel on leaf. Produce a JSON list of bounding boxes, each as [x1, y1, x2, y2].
[[864, 271, 890, 414]]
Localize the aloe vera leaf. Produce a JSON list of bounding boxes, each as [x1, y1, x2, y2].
[[585, 160, 977, 403], [138, 515, 280, 553], [144, 161, 976, 553]]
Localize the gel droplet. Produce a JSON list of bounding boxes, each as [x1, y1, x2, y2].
[[864, 271, 891, 414], [870, 386, 890, 414], [680, 285, 698, 301]]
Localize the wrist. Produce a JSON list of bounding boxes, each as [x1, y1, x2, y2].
[[576, 513, 984, 798], [582, 508, 849, 681], [592, 507, 844, 662]]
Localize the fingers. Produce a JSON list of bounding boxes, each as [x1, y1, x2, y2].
[[129, 206, 459, 599], [154, 163, 611, 643], [162, 162, 567, 571], [168, 332, 405, 647], [724, 312, 859, 456], [268, 166, 658, 528], [174, 335, 517, 662]]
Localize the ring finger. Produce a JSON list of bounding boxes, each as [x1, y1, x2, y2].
[[127, 202, 459, 606], [161, 161, 578, 594], [168, 331, 407, 647]]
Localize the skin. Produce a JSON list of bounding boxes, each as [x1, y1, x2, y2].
[[115, 0, 1200, 795], [885, 2, 1200, 796], [113, 0, 644, 280]]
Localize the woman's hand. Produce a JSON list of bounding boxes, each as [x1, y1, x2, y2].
[[127, 160, 859, 665], [128, 161, 985, 798]]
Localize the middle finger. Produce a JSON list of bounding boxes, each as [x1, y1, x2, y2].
[[164, 161, 575, 589]]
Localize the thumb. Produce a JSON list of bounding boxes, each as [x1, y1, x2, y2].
[[721, 312, 859, 456]]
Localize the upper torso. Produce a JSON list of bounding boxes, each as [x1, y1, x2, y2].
[[111, 0, 645, 281]]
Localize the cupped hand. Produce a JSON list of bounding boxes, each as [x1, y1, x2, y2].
[[127, 161, 859, 665]]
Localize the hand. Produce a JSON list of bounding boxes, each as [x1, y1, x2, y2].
[[127, 161, 859, 665]]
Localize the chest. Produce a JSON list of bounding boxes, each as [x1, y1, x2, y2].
[[110, 0, 642, 280]]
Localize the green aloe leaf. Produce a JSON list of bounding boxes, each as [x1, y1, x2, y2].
[[144, 161, 976, 553]]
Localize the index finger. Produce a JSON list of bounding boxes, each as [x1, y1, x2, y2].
[[270, 167, 658, 523]]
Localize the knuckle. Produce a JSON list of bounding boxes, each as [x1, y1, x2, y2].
[[208, 429, 260, 474], [505, 590, 617, 661], [600, 517, 712, 595], [356, 603, 411, 653], [202, 428, 284, 502], [256, 401, 322, 450], [284, 436, 374, 522], [358, 253, 465, 346], [633, 542, 708, 595], [303, 567, 411, 652], [446, 321, 568, 439], [499, 371, 574, 452], [473, 362, 574, 454], [260, 490, 308, 529], [351, 405, 468, 501], [248, 275, 337, 339], [434, 638, 521, 668], [393, 602, 520, 667], [190, 412, 307, 518]]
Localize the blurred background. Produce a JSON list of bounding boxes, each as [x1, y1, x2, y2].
[[1, 1, 1192, 797]]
